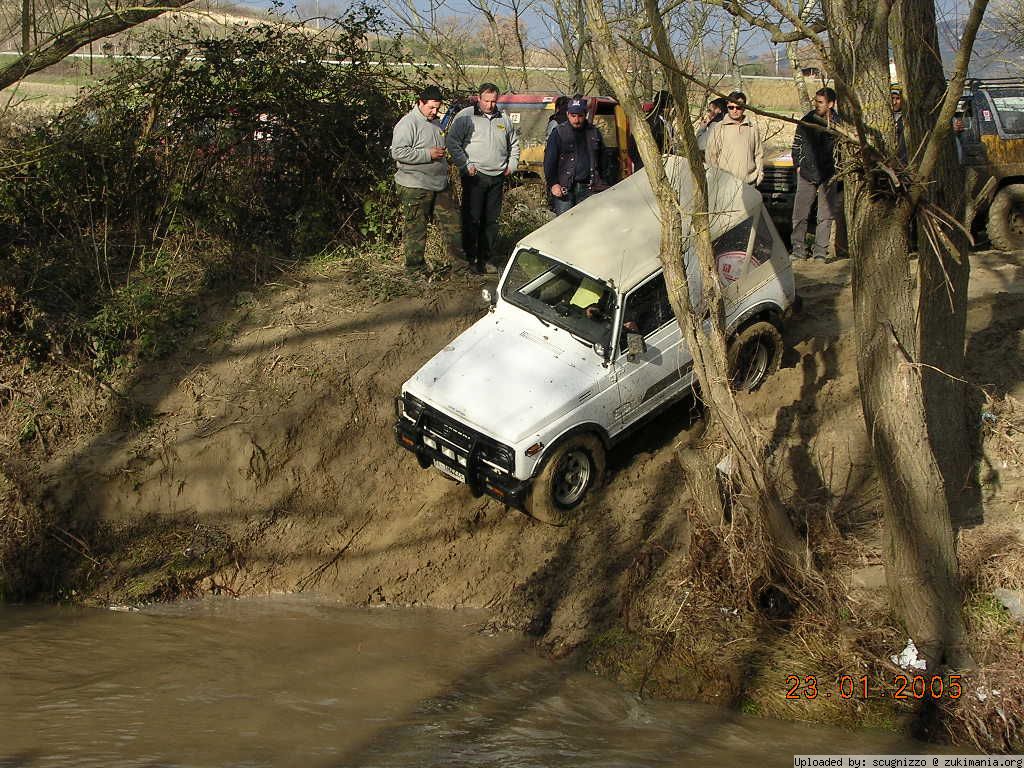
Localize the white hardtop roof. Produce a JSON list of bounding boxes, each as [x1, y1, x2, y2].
[[515, 156, 764, 292]]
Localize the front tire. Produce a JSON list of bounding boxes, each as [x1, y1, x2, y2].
[[727, 321, 783, 392], [526, 434, 605, 525], [987, 184, 1024, 252]]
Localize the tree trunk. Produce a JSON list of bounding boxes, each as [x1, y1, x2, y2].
[[729, 18, 741, 90], [584, 0, 811, 581], [892, 0, 980, 529], [21, 0, 31, 53], [824, 0, 970, 667], [786, 41, 810, 111], [848, 193, 970, 667]]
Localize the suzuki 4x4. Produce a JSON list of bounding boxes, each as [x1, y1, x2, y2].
[[395, 157, 796, 520]]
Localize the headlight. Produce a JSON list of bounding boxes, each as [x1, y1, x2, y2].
[[399, 394, 425, 422], [479, 442, 514, 474]]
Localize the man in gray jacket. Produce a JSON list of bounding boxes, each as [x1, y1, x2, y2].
[[446, 83, 520, 274], [390, 85, 461, 275]]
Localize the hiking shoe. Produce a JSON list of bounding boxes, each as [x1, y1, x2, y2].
[[482, 261, 499, 275], [469, 260, 486, 275]]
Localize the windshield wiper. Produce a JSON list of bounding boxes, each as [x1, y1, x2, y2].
[[558, 325, 593, 348]]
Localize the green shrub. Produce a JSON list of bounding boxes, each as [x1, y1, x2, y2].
[[0, 5, 410, 373]]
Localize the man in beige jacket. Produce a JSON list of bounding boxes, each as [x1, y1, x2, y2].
[[705, 91, 763, 186]]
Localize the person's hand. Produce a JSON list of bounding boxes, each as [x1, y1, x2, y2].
[[504, 168, 512, 176], [429, 146, 445, 160], [551, 183, 564, 198], [953, 117, 965, 133], [467, 164, 478, 176], [585, 304, 604, 321]]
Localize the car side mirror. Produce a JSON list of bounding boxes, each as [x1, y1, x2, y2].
[[481, 287, 497, 310], [626, 332, 646, 362]]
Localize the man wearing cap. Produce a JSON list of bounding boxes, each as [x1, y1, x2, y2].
[[543, 96, 609, 215], [705, 91, 763, 186], [546, 95, 570, 140], [891, 84, 907, 164], [390, 85, 461, 275], [446, 83, 520, 274], [790, 87, 839, 261]]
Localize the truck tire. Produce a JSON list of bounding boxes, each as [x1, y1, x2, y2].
[[727, 321, 783, 392], [988, 184, 1024, 252], [526, 434, 605, 525]]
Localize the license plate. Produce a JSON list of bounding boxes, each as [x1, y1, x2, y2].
[[433, 460, 465, 483]]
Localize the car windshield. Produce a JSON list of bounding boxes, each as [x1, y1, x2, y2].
[[501, 248, 616, 347]]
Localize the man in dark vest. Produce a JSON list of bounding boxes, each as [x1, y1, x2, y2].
[[543, 97, 608, 215]]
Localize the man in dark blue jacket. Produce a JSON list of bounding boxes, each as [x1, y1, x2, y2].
[[791, 87, 839, 260], [543, 97, 608, 215]]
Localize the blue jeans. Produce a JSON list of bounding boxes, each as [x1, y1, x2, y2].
[[551, 181, 591, 215]]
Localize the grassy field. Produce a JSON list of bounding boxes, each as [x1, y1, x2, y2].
[[0, 53, 104, 112]]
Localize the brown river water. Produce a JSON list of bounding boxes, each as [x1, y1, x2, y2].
[[1, 595, 932, 767]]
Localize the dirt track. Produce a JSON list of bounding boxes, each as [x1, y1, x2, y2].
[[37, 250, 1024, 653]]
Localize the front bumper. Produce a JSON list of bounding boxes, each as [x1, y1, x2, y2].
[[394, 398, 530, 509]]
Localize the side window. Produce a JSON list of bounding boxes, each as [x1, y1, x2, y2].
[[977, 94, 998, 136], [620, 274, 674, 351]]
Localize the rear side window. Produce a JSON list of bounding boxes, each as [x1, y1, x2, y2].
[[751, 212, 775, 268], [713, 218, 754, 284]]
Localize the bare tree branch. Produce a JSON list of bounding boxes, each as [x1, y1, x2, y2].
[[700, 0, 828, 45], [0, 0, 195, 91]]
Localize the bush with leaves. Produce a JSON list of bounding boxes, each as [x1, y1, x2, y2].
[[0, 5, 410, 373]]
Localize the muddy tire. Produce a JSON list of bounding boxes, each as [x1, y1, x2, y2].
[[526, 434, 605, 525], [987, 184, 1024, 252], [727, 321, 783, 392]]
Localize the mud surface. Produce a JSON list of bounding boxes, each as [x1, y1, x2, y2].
[[33, 251, 1024, 656]]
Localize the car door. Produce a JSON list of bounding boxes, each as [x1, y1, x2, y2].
[[611, 272, 691, 430]]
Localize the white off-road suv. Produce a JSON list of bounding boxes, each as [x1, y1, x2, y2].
[[395, 157, 796, 519]]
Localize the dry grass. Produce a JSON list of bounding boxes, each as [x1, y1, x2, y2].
[[982, 393, 1024, 470], [939, 522, 1024, 751], [0, 466, 47, 599]]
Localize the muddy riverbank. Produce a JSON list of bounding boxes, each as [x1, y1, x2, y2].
[[4, 243, 1024, 747]]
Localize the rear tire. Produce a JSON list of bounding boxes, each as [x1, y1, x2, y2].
[[526, 434, 605, 525], [727, 321, 783, 392], [988, 184, 1024, 252]]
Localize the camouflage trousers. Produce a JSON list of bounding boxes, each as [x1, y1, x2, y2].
[[397, 184, 462, 268]]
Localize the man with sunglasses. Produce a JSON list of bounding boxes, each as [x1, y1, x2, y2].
[[705, 91, 764, 186]]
